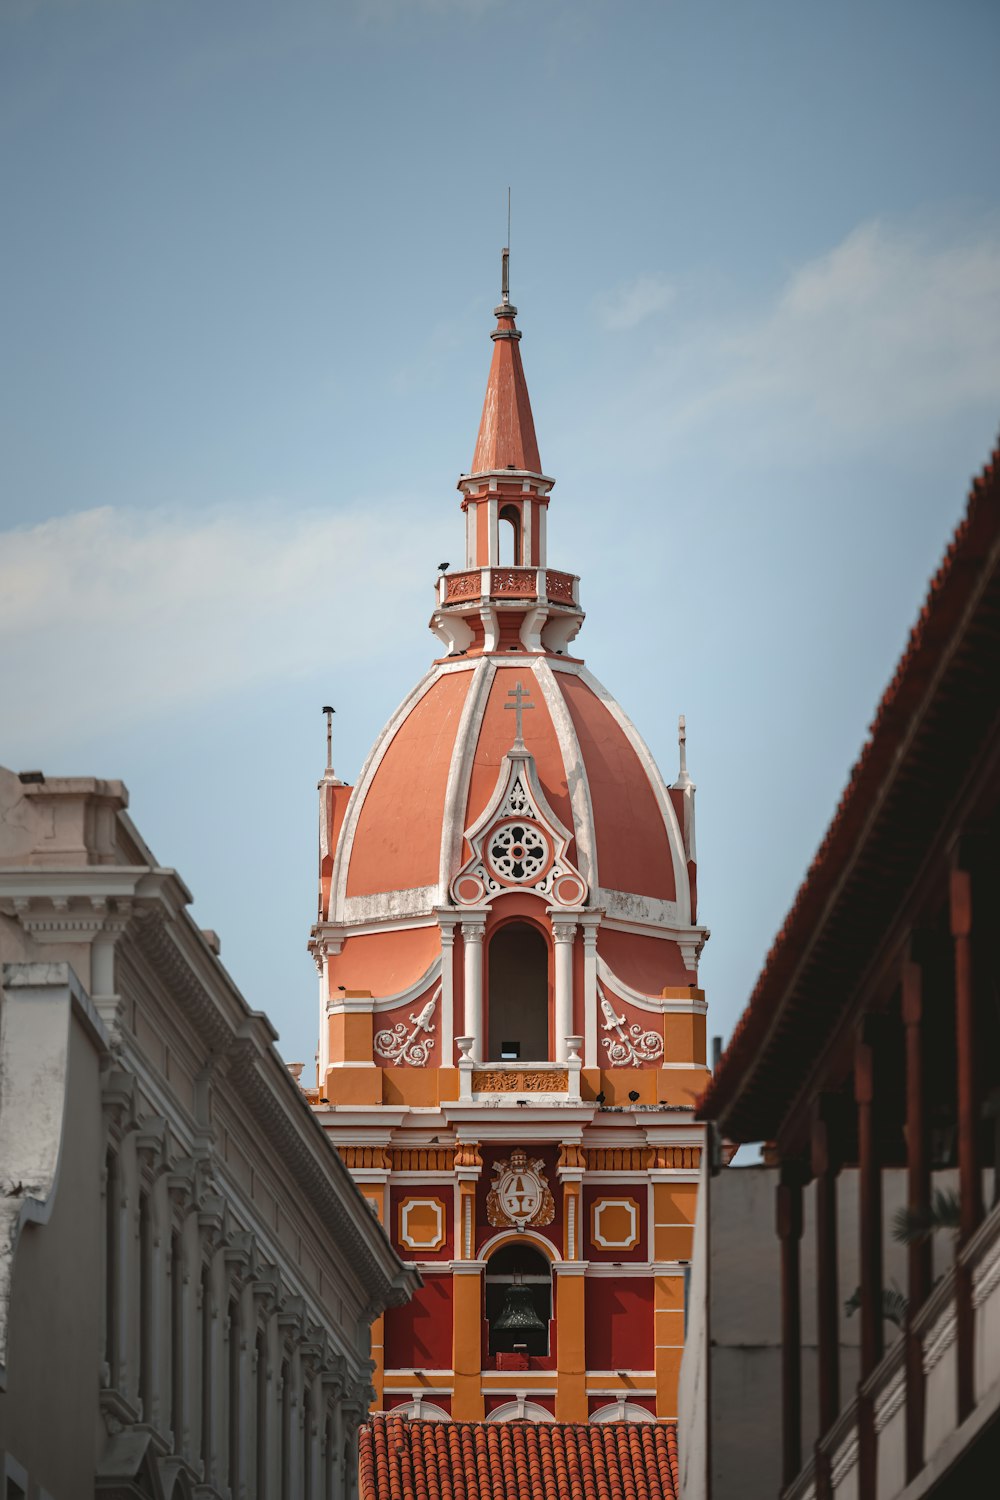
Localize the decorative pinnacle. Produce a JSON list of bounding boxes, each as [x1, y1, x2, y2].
[[322, 705, 335, 774], [675, 714, 693, 789], [505, 680, 534, 747]]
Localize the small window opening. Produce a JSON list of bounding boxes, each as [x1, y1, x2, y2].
[[498, 505, 521, 566]]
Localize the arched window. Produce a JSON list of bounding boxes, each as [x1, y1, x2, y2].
[[485, 1243, 552, 1358], [498, 504, 521, 565], [487, 921, 549, 1062]]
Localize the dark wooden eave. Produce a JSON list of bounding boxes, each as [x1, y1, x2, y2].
[[699, 439, 1000, 1145]]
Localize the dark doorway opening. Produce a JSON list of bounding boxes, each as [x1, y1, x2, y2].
[[487, 922, 549, 1062]]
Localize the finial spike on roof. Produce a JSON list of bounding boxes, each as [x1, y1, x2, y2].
[[501, 246, 509, 306], [675, 713, 693, 789], [322, 704, 335, 775]]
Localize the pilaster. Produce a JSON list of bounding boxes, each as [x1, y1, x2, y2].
[[554, 1264, 587, 1421]]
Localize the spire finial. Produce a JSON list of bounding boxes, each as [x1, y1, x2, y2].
[[505, 679, 534, 748], [501, 187, 511, 306], [322, 705, 335, 774]]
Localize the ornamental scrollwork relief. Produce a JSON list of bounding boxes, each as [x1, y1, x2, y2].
[[472, 1069, 569, 1093], [451, 767, 587, 910], [445, 570, 481, 600], [488, 820, 549, 882], [599, 992, 664, 1067], [373, 990, 438, 1068], [485, 1149, 555, 1229]]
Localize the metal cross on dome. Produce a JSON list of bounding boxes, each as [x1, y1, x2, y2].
[[505, 680, 534, 746]]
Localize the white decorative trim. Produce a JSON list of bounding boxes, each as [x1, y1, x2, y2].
[[450, 743, 587, 910], [341, 885, 440, 924], [596, 956, 702, 1015], [573, 664, 690, 925], [972, 1220, 1000, 1307], [374, 987, 440, 1067], [922, 1305, 958, 1375], [399, 1196, 446, 1251], [592, 1197, 639, 1249], [597, 889, 681, 928], [589, 1401, 654, 1424], [439, 658, 496, 897], [487, 1399, 555, 1423], [599, 989, 664, 1067], [532, 658, 599, 892], [330, 667, 441, 921], [392, 1397, 451, 1422], [830, 1428, 859, 1488], [328, 957, 442, 1014], [478, 1226, 561, 1262], [874, 1364, 907, 1433]]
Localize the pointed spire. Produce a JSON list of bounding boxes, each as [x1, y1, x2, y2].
[[470, 248, 542, 476]]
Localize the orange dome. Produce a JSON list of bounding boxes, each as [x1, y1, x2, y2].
[[333, 659, 688, 929], [310, 261, 711, 1433], [312, 276, 707, 1086]]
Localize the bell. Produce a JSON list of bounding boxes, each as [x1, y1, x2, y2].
[[492, 1284, 546, 1334]]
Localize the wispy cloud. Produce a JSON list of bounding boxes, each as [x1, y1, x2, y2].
[[0, 500, 444, 758], [655, 220, 1000, 456], [600, 273, 675, 332]]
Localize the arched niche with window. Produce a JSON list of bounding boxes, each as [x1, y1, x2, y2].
[[498, 504, 522, 566], [487, 920, 550, 1063], [485, 1243, 552, 1359]]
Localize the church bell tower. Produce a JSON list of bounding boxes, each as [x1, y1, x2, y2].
[[309, 255, 710, 1425]]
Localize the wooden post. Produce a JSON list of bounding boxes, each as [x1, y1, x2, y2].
[[777, 1162, 805, 1488], [951, 865, 982, 1240], [855, 1025, 882, 1500], [812, 1108, 841, 1438], [902, 949, 929, 1482], [951, 860, 980, 1423], [855, 1027, 884, 1379]]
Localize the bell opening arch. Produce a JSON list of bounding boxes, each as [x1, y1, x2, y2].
[[485, 1241, 552, 1358], [485, 914, 551, 1063]]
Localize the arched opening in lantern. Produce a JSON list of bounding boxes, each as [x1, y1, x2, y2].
[[487, 920, 550, 1063], [498, 504, 522, 565], [485, 1242, 551, 1358]]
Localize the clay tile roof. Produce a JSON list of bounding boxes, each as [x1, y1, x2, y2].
[[698, 437, 1000, 1142], [470, 312, 543, 476], [360, 1415, 680, 1500]]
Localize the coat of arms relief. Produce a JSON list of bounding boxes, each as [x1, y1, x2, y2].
[[486, 1149, 556, 1229]]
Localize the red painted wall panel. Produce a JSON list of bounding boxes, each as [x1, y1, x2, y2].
[[584, 1278, 654, 1371], [384, 1278, 454, 1371]]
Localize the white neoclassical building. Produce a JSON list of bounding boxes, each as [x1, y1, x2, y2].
[[0, 766, 417, 1500]]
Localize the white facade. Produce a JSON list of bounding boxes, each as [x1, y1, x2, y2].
[[678, 1156, 999, 1500], [0, 767, 417, 1499]]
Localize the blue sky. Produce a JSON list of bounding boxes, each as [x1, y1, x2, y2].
[[2, 0, 999, 1075]]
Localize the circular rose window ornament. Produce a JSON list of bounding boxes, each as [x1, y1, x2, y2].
[[487, 821, 549, 884], [552, 873, 585, 906]]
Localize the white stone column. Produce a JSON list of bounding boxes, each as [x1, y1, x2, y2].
[[550, 916, 578, 1063], [578, 912, 602, 1069], [487, 496, 499, 564], [437, 914, 458, 1066], [461, 917, 487, 1064]]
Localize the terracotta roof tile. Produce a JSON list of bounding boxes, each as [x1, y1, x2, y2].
[[360, 1415, 680, 1500]]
